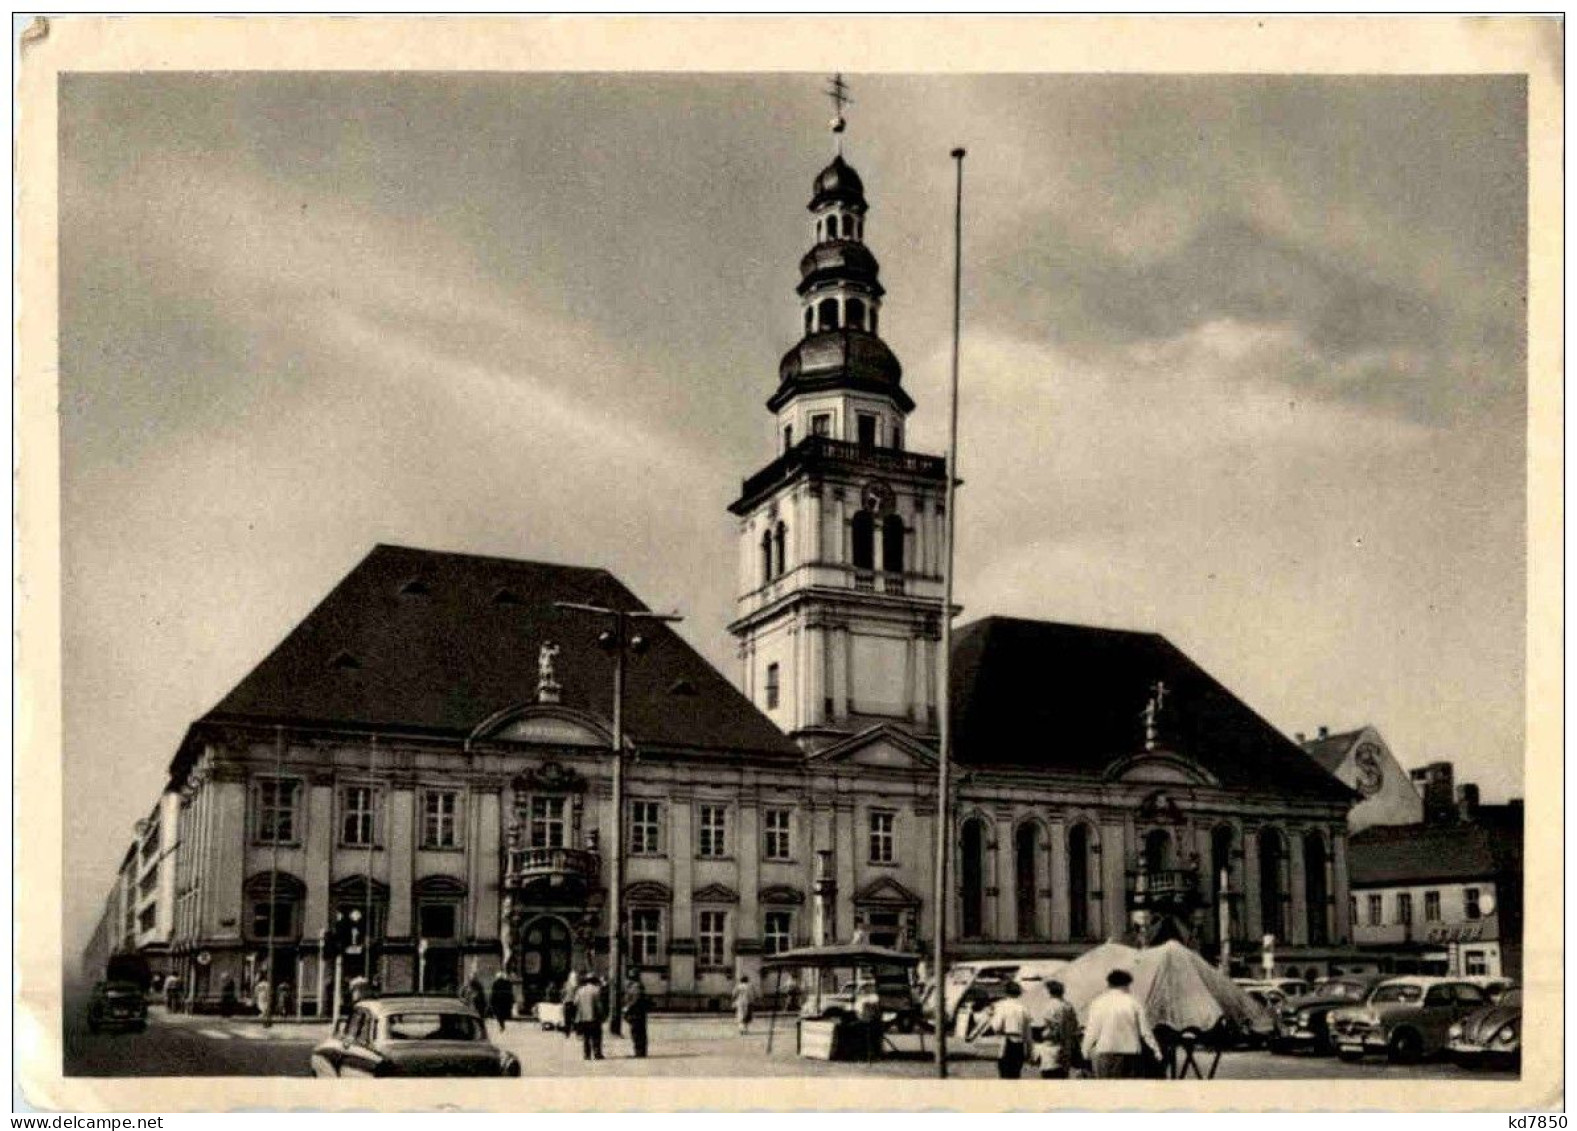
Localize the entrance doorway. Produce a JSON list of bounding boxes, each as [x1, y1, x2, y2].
[[519, 915, 573, 1008]]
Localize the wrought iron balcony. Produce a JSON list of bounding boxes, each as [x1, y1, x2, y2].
[[1126, 867, 1203, 912], [732, 435, 948, 513], [504, 847, 601, 891]]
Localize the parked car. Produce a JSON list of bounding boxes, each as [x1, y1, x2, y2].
[[87, 980, 148, 1033], [1233, 989, 1285, 1049], [1461, 976, 1515, 1004], [1235, 977, 1310, 1000], [1271, 974, 1387, 1056], [1448, 987, 1521, 1071], [310, 995, 521, 1077], [925, 959, 1068, 1032], [1329, 977, 1494, 1063]]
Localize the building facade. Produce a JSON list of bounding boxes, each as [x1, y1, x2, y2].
[[87, 131, 1369, 1012], [1347, 765, 1523, 979], [1300, 726, 1423, 831]]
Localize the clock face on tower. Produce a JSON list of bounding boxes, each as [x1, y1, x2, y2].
[[862, 479, 895, 515], [1353, 743, 1385, 796]]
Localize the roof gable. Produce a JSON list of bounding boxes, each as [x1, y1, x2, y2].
[[194, 544, 799, 760], [1300, 727, 1367, 774], [948, 617, 1352, 802]]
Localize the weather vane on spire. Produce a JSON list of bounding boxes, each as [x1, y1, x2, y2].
[[825, 73, 852, 149]]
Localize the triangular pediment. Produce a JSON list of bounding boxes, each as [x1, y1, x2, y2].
[[854, 876, 921, 907], [692, 882, 739, 904], [809, 724, 936, 771]]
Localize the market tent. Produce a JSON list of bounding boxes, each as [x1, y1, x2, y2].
[[1055, 939, 1270, 1033]]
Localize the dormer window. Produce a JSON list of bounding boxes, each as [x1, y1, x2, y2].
[[399, 578, 431, 597], [328, 651, 362, 671]]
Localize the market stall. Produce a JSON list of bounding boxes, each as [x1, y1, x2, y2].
[[761, 944, 924, 1061]]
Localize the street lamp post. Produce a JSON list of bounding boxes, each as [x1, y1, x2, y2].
[[556, 601, 682, 1040]]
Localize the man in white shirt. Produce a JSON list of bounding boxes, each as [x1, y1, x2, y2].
[[984, 980, 1034, 1078], [1080, 969, 1160, 1078]]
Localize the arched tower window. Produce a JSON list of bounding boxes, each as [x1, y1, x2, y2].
[[760, 529, 773, 586], [961, 816, 988, 939], [841, 214, 854, 238], [1303, 831, 1329, 944], [1015, 822, 1044, 940], [846, 297, 866, 331], [851, 511, 875, 570], [804, 307, 813, 334], [881, 514, 905, 574], [817, 297, 839, 332], [773, 522, 787, 578], [1259, 828, 1285, 941], [1068, 823, 1093, 941]]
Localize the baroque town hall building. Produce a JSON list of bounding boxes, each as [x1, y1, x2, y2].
[[87, 130, 1359, 1015]]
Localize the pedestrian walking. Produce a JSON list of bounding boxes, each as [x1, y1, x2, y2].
[[561, 972, 581, 1038], [275, 981, 293, 1019], [1035, 979, 1080, 1079], [984, 981, 1034, 1079], [255, 975, 272, 1021], [464, 974, 488, 1022], [162, 974, 179, 1013], [219, 974, 238, 1018], [488, 970, 515, 1033], [623, 977, 651, 1059], [732, 975, 756, 1035], [573, 974, 605, 1060], [1080, 969, 1160, 1079], [780, 972, 799, 1013]]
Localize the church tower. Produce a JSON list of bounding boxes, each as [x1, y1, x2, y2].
[[729, 96, 949, 750]]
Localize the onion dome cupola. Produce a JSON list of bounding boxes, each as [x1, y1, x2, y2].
[[769, 153, 912, 416]]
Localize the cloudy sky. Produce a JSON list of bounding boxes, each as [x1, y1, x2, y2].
[[60, 73, 1526, 951]]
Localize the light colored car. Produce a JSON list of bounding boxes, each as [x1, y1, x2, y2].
[[310, 995, 521, 1078], [1329, 977, 1493, 1063], [925, 959, 1069, 1030]]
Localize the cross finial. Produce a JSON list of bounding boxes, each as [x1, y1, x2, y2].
[[825, 73, 852, 147]]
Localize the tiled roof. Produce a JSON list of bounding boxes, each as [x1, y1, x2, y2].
[[1300, 728, 1365, 774], [1347, 821, 1513, 886], [192, 544, 799, 759], [947, 617, 1353, 801]]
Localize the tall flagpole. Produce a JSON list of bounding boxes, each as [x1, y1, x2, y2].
[[264, 725, 284, 1027], [366, 734, 377, 987], [932, 145, 966, 1078]]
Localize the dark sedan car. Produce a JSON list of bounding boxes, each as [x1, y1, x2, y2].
[[87, 981, 148, 1033], [1271, 974, 1386, 1055], [1448, 987, 1521, 1071], [311, 996, 521, 1078]]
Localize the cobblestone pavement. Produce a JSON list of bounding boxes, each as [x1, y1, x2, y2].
[[64, 1003, 1512, 1082]]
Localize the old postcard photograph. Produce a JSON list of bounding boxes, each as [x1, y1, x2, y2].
[[13, 14, 1563, 1113]]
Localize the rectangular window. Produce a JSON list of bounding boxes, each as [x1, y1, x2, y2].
[[765, 663, 780, 710], [697, 909, 728, 968], [1425, 890, 1442, 922], [857, 413, 877, 449], [762, 808, 792, 861], [418, 903, 457, 940], [422, 790, 460, 849], [341, 786, 377, 847], [629, 800, 662, 856], [763, 910, 793, 956], [630, 908, 662, 966], [1367, 894, 1383, 926], [698, 805, 728, 858], [811, 413, 831, 438], [529, 796, 568, 849], [1464, 951, 1488, 976], [1396, 892, 1413, 925], [892, 425, 903, 451], [254, 777, 300, 844], [1464, 887, 1482, 920], [869, 811, 896, 864]]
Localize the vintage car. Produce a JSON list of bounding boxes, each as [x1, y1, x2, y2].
[[87, 980, 148, 1033], [923, 959, 1069, 1033], [1270, 974, 1387, 1055], [1448, 986, 1521, 1071], [310, 995, 522, 1077], [1329, 977, 1494, 1063]]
